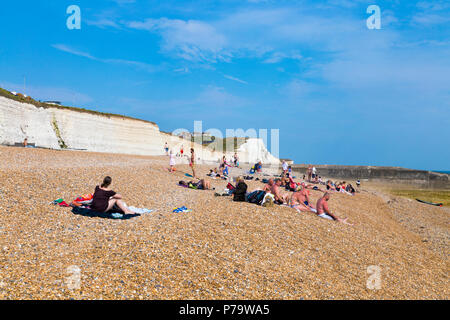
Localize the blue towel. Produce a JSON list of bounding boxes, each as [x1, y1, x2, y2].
[[71, 207, 141, 220]]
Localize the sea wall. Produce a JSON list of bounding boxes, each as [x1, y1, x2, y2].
[[0, 96, 280, 165], [290, 164, 450, 189]]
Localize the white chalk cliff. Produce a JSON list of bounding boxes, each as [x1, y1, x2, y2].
[[0, 95, 280, 165]]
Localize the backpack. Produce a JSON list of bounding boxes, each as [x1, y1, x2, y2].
[[247, 190, 266, 205], [226, 183, 236, 191]]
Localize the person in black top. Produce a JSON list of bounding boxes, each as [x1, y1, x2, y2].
[[91, 176, 134, 214], [233, 177, 248, 202]]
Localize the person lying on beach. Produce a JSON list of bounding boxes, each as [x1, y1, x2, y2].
[[300, 181, 324, 192], [91, 176, 135, 214], [179, 179, 211, 190], [207, 168, 221, 178], [316, 192, 352, 225]]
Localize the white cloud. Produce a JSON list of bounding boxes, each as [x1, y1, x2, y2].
[[51, 44, 97, 60], [223, 74, 248, 84], [52, 44, 158, 72], [127, 18, 230, 63], [412, 13, 450, 25]]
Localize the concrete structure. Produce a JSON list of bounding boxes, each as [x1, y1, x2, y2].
[[290, 164, 449, 189]]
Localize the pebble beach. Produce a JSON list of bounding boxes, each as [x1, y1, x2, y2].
[[0, 146, 448, 299]]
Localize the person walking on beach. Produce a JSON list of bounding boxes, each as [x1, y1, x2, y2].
[[164, 142, 169, 156], [91, 176, 135, 214], [312, 166, 317, 180], [169, 149, 176, 172], [282, 160, 288, 175], [307, 165, 313, 182], [190, 148, 196, 178], [180, 145, 184, 158], [316, 193, 352, 224]]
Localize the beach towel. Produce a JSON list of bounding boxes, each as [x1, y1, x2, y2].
[[127, 206, 154, 214], [71, 193, 93, 207], [71, 206, 141, 220], [52, 198, 71, 207]]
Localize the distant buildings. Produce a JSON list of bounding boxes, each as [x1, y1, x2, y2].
[[281, 158, 294, 165], [176, 131, 214, 144], [43, 101, 62, 106]]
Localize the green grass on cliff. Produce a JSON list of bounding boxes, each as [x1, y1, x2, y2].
[[389, 189, 450, 207], [0, 87, 156, 125]]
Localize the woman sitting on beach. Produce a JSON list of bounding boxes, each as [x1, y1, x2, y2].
[[233, 177, 248, 202], [326, 180, 336, 191], [90, 176, 135, 214]]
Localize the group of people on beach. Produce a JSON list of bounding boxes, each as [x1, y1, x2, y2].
[[259, 177, 352, 224], [88, 143, 352, 225]]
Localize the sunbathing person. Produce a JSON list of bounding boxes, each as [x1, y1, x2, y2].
[[297, 185, 315, 209], [326, 180, 336, 191], [290, 190, 316, 213], [207, 168, 221, 178], [91, 176, 135, 214], [233, 177, 248, 202], [346, 183, 356, 195], [300, 181, 324, 192], [316, 192, 352, 225], [179, 179, 211, 190], [263, 179, 274, 192], [271, 179, 290, 204]]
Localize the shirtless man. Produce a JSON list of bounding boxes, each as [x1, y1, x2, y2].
[[297, 185, 315, 209], [290, 189, 316, 213], [263, 179, 274, 192], [316, 193, 352, 225], [190, 148, 196, 178], [270, 179, 290, 204]]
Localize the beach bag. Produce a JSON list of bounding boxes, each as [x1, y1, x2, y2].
[[247, 190, 266, 205], [226, 183, 235, 190]]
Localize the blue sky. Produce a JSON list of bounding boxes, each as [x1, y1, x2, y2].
[[0, 0, 449, 170]]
